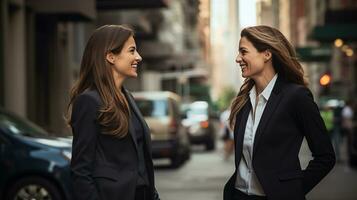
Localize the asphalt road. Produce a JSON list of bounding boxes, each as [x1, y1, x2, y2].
[[154, 140, 357, 200]]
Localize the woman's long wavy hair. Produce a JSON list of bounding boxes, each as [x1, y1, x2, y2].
[[228, 25, 307, 129], [66, 25, 133, 138]]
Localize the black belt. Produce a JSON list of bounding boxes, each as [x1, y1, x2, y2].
[[233, 189, 267, 200]]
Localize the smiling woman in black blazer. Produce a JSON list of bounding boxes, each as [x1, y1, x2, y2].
[[223, 26, 335, 200], [67, 25, 160, 200]]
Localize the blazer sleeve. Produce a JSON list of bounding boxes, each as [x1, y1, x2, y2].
[[295, 87, 336, 194], [70, 94, 100, 200]]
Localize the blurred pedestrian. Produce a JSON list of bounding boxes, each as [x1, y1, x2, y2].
[[220, 109, 234, 160], [342, 100, 354, 136], [331, 102, 344, 162], [342, 100, 354, 163], [223, 25, 335, 200], [66, 25, 160, 200], [320, 104, 334, 135]]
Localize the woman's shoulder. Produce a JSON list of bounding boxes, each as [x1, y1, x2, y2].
[[284, 82, 310, 95], [75, 90, 102, 106], [280, 82, 314, 105]]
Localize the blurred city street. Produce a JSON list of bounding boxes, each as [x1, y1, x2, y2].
[[304, 140, 357, 200], [154, 142, 235, 200], [1, 0, 357, 199], [155, 139, 357, 200]]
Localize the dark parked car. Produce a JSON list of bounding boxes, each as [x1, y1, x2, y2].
[[0, 108, 72, 200], [182, 101, 216, 151]]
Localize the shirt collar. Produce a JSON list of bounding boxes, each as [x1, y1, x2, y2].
[[249, 74, 278, 101], [261, 74, 278, 100]]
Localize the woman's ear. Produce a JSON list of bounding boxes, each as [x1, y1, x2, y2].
[[264, 50, 272, 62], [106, 52, 115, 65]]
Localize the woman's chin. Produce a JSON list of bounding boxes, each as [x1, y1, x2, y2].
[[129, 73, 138, 78]]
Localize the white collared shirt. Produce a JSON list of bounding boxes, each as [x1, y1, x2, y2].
[[235, 74, 278, 196]]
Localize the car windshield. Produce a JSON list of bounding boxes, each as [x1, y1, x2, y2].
[[135, 99, 168, 117], [188, 107, 208, 116], [0, 111, 48, 137], [187, 102, 209, 117]]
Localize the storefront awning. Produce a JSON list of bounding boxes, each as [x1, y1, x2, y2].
[[296, 46, 332, 62], [139, 40, 173, 59], [97, 0, 169, 10], [311, 24, 357, 42], [27, 0, 96, 21]]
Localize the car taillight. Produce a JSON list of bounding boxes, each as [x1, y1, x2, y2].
[[200, 120, 209, 128], [169, 118, 178, 135]]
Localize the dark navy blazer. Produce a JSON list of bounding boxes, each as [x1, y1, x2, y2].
[[70, 89, 160, 200], [224, 76, 335, 200]]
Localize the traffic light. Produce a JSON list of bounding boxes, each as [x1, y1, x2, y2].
[[319, 72, 331, 95], [320, 73, 331, 86]]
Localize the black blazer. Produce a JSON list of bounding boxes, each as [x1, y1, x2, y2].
[[70, 89, 160, 200], [223, 76, 335, 200]]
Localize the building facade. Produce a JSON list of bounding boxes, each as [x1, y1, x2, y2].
[[1, 0, 96, 134], [1, 0, 212, 135], [255, 0, 357, 103]]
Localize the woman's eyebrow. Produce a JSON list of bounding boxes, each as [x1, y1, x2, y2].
[[239, 47, 247, 51]]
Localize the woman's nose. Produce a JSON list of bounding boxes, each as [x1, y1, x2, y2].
[[136, 52, 142, 62], [235, 54, 242, 63]]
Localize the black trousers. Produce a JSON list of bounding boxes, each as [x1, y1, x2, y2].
[[135, 186, 149, 200], [233, 189, 267, 200]]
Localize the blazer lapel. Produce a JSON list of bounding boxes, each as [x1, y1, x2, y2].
[[123, 89, 152, 153], [122, 89, 139, 153], [128, 116, 139, 153], [234, 100, 252, 167], [253, 77, 285, 154]]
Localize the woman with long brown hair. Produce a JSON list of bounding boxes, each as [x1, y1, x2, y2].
[[67, 25, 160, 200], [223, 25, 335, 200]]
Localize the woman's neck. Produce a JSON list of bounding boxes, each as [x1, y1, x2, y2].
[[254, 67, 276, 95], [115, 81, 125, 98], [113, 72, 125, 92], [115, 80, 123, 91]]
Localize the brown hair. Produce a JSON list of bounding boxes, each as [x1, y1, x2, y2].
[[229, 25, 307, 128], [67, 25, 134, 138]]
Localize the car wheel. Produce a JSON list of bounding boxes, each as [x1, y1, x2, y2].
[[205, 139, 215, 151], [170, 155, 182, 168], [6, 176, 63, 200]]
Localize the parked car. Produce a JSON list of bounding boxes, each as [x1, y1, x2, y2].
[[182, 101, 216, 151], [0, 108, 72, 200], [133, 91, 191, 168]]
